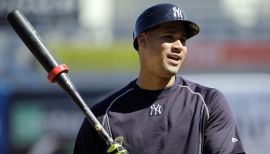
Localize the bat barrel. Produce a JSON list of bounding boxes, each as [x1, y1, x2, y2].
[[7, 10, 58, 72]]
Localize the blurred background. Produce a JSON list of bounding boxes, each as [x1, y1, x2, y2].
[[0, 0, 270, 153]]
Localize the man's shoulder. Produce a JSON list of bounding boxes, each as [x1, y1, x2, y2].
[[177, 75, 224, 103], [177, 75, 218, 93]]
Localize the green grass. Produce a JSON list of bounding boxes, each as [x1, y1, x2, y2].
[[48, 42, 139, 72]]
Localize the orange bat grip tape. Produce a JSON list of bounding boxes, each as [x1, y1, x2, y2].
[[47, 64, 69, 82]]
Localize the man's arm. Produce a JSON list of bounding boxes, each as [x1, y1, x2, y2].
[[203, 91, 245, 154]]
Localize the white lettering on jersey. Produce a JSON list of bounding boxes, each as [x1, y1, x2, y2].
[[232, 137, 238, 143], [150, 104, 162, 116]]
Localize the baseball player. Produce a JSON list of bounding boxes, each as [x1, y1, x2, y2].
[[74, 3, 246, 154]]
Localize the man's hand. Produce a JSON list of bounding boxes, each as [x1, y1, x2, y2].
[[105, 136, 128, 154]]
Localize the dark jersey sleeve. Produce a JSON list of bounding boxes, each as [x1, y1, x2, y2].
[[203, 90, 245, 154], [73, 118, 107, 154]]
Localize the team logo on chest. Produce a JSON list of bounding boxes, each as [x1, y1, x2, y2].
[[149, 104, 163, 116]]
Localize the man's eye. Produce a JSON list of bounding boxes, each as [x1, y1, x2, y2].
[[163, 35, 173, 42]]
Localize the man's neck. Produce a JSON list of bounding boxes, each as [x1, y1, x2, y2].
[[136, 75, 176, 90]]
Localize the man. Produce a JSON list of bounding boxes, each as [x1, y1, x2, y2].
[[74, 3, 245, 154]]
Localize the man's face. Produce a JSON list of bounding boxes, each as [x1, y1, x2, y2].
[[138, 22, 188, 78]]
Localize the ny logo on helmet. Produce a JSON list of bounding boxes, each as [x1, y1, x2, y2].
[[173, 7, 183, 19]]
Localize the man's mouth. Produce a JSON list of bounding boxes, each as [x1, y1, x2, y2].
[[167, 54, 181, 61]]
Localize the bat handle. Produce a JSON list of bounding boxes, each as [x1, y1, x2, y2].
[[55, 73, 114, 145]]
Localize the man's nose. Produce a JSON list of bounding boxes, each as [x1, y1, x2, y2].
[[172, 40, 183, 53]]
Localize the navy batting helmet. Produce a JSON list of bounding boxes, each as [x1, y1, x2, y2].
[[133, 3, 200, 50]]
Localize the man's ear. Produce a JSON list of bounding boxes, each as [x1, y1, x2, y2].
[[137, 33, 147, 49]]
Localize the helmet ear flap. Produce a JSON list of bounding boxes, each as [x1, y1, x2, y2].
[[133, 39, 139, 51]]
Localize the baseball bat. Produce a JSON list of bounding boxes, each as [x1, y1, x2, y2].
[[7, 10, 114, 146]]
